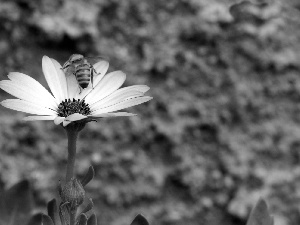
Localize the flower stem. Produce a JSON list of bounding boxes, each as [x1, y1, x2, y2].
[[70, 208, 77, 225], [63, 123, 86, 225], [65, 127, 79, 182]]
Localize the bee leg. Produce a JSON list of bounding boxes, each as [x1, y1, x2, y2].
[[93, 67, 99, 76], [89, 67, 94, 89], [92, 68, 99, 89], [92, 70, 95, 89], [62, 61, 71, 70]]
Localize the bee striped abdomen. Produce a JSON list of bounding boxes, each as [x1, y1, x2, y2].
[[75, 65, 91, 89], [63, 55, 102, 93]]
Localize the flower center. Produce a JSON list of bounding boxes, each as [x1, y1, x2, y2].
[[57, 99, 91, 117]]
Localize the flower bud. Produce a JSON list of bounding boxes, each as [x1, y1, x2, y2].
[[60, 178, 85, 208]]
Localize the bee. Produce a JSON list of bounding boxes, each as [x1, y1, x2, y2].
[[62, 54, 106, 93]]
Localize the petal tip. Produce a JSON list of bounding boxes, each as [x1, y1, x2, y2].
[[50, 58, 63, 67], [143, 86, 150, 93], [63, 120, 71, 127], [145, 96, 153, 101], [54, 116, 65, 125], [99, 60, 109, 67], [42, 56, 52, 67]]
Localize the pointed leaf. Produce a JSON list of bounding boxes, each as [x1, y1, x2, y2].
[[0, 180, 34, 225], [5, 180, 33, 212], [246, 198, 274, 225], [81, 166, 95, 187], [80, 198, 94, 214], [0, 191, 9, 225], [27, 213, 42, 225], [59, 202, 70, 225], [27, 213, 54, 225], [58, 180, 63, 196], [77, 214, 88, 225], [87, 214, 97, 225], [130, 214, 149, 225], [47, 199, 60, 225], [42, 214, 55, 225]]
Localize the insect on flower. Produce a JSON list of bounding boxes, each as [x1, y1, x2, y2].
[[62, 54, 109, 94], [0, 56, 152, 127]]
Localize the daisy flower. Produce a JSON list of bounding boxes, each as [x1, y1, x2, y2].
[[0, 56, 152, 127]]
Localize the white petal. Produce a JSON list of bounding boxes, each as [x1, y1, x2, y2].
[[23, 115, 56, 121], [93, 60, 109, 86], [90, 90, 144, 111], [1, 99, 56, 115], [7, 72, 57, 109], [91, 112, 137, 117], [66, 74, 80, 100], [50, 58, 68, 99], [54, 116, 65, 125], [42, 56, 67, 103], [73, 60, 109, 100], [85, 71, 126, 105], [63, 120, 71, 127], [74, 85, 92, 100], [92, 96, 152, 114], [119, 85, 150, 93], [0, 80, 57, 110], [65, 113, 87, 122], [61, 114, 87, 127]]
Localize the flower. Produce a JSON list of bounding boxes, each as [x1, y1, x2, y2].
[[0, 56, 152, 126]]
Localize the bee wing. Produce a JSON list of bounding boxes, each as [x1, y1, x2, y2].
[[85, 56, 110, 65], [62, 64, 76, 77]]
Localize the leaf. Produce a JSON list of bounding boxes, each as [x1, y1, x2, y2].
[[47, 199, 60, 225], [87, 214, 97, 225], [27, 213, 42, 225], [58, 180, 63, 197], [81, 166, 95, 187], [59, 202, 70, 225], [77, 213, 88, 225], [4, 180, 33, 215], [0, 180, 34, 225], [0, 193, 9, 225], [130, 214, 149, 225], [42, 214, 55, 225], [246, 198, 274, 225], [80, 198, 94, 214], [26, 213, 54, 225]]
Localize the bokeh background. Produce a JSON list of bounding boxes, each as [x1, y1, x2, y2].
[[0, 0, 300, 225]]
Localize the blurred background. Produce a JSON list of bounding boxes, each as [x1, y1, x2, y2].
[[0, 0, 300, 225]]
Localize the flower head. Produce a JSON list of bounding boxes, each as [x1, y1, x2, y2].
[[0, 56, 152, 126]]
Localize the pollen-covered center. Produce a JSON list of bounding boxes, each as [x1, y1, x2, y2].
[[57, 99, 91, 117]]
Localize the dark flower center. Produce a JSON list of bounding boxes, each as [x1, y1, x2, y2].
[[57, 99, 91, 117]]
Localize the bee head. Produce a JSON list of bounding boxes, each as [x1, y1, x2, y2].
[[70, 54, 84, 63], [62, 54, 84, 70]]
